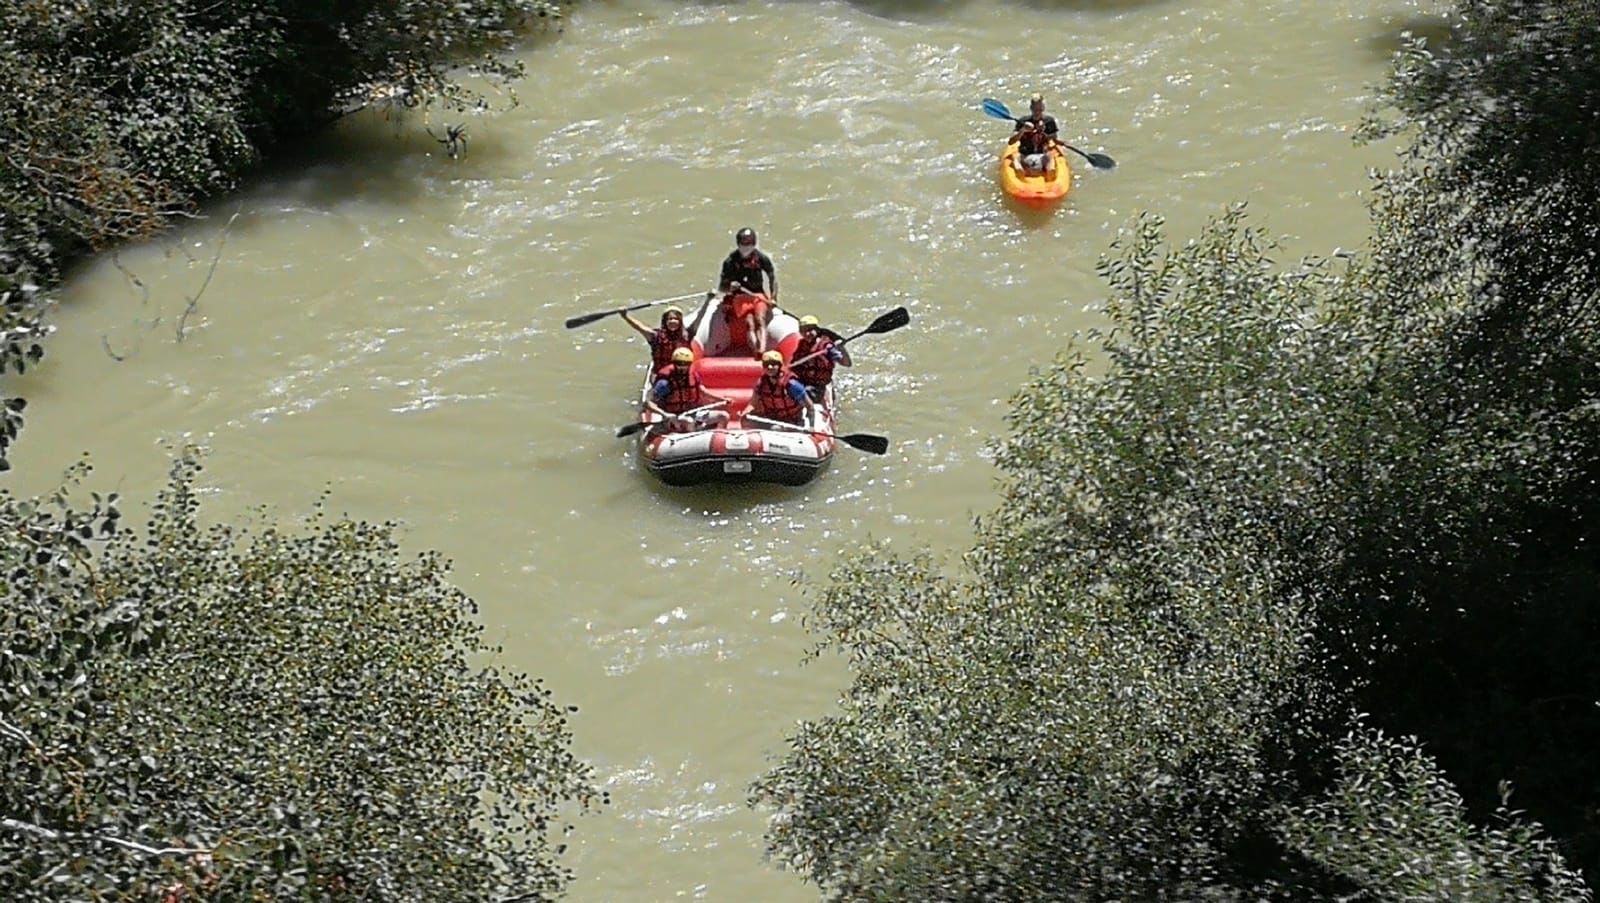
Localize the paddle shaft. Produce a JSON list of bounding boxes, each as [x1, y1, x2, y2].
[[618, 400, 729, 437], [790, 306, 910, 368], [566, 291, 707, 329], [745, 414, 889, 455], [790, 329, 867, 369]]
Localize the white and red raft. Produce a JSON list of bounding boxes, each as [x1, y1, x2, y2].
[[632, 352, 837, 488]]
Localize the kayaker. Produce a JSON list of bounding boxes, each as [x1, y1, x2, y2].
[[1008, 120, 1060, 176], [1015, 93, 1061, 143], [648, 347, 733, 432], [718, 227, 777, 356], [791, 315, 851, 401], [1010, 94, 1062, 175], [748, 349, 815, 427]]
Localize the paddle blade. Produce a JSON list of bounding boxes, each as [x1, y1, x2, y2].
[[1086, 151, 1117, 170], [839, 433, 889, 455], [566, 310, 614, 329], [865, 306, 911, 335], [981, 98, 1015, 121], [616, 421, 649, 438]]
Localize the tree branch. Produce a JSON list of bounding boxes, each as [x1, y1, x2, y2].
[[0, 817, 210, 858], [0, 715, 41, 753], [175, 210, 240, 343]]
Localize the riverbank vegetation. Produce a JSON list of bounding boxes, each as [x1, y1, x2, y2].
[[1, 0, 565, 467], [755, 0, 1600, 898], [2, 2, 598, 899]]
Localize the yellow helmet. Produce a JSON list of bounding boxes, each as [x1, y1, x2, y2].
[[663, 305, 684, 318], [761, 350, 784, 365], [799, 314, 819, 327], [671, 347, 695, 364]]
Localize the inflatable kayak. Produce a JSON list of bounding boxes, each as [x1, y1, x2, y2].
[[998, 145, 1071, 207], [632, 355, 836, 487]]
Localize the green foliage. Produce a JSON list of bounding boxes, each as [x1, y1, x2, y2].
[[1281, 729, 1588, 902], [753, 2, 1600, 892], [1, 457, 599, 900], [0, 0, 567, 468]]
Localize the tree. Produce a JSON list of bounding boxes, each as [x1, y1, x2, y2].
[[752, 1, 1600, 891], [0, 0, 568, 469], [2, 457, 600, 900]]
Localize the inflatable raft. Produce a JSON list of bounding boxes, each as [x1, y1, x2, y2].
[[998, 144, 1071, 208], [633, 355, 836, 487]]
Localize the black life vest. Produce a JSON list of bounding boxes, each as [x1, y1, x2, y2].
[[752, 374, 805, 424]]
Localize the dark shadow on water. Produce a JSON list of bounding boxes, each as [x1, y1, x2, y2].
[[837, 0, 971, 22], [1004, 195, 1065, 229], [238, 109, 524, 211], [1369, 14, 1458, 62], [762, 0, 1172, 23], [643, 477, 814, 516], [1012, 0, 1173, 10]]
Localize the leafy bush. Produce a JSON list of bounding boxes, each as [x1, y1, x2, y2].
[[753, 2, 1600, 894], [1281, 729, 1588, 902], [1, 457, 599, 900], [0, 0, 567, 467]]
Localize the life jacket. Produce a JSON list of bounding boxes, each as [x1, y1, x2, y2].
[[752, 373, 805, 424], [655, 364, 701, 414], [650, 327, 692, 371], [725, 250, 770, 293], [792, 334, 836, 388], [1018, 128, 1049, 155]]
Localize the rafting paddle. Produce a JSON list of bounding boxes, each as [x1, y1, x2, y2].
[[980, 98, 1116, 171], [745, 414, 890, 456], [616, 400, 730, 438], [789, 306, 910, 369], [566, 291, 711, 329]]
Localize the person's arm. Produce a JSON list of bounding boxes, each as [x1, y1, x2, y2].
[[793, 381, 817, 425], [763, 253, 777, 302], [718, 255, 739, 293], [832, 343, 852, 367], [645, 380, 673, 420], [619, 311, 654, 339]]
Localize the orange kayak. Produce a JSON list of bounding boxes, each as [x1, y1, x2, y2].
[[998, 145, 1071, 207]]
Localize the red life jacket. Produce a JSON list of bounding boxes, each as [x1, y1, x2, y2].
[[656, 364, 701, 414], [752, 374, 805, 424], [792, 334, 835, 388], [650, 328, 692, 371]]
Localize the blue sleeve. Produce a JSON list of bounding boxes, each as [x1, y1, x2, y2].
[[653, 379, 671, 400], [786, 380, 807, 403]]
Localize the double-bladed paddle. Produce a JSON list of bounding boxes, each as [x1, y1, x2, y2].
[[566, 291, 711, 329], [980, 98, 1117, 171]]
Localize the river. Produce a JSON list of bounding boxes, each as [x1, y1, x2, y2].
[[4, 0, 1423, 897]]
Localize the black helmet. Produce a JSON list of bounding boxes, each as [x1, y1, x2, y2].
[[735, 227, 757, 246]]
